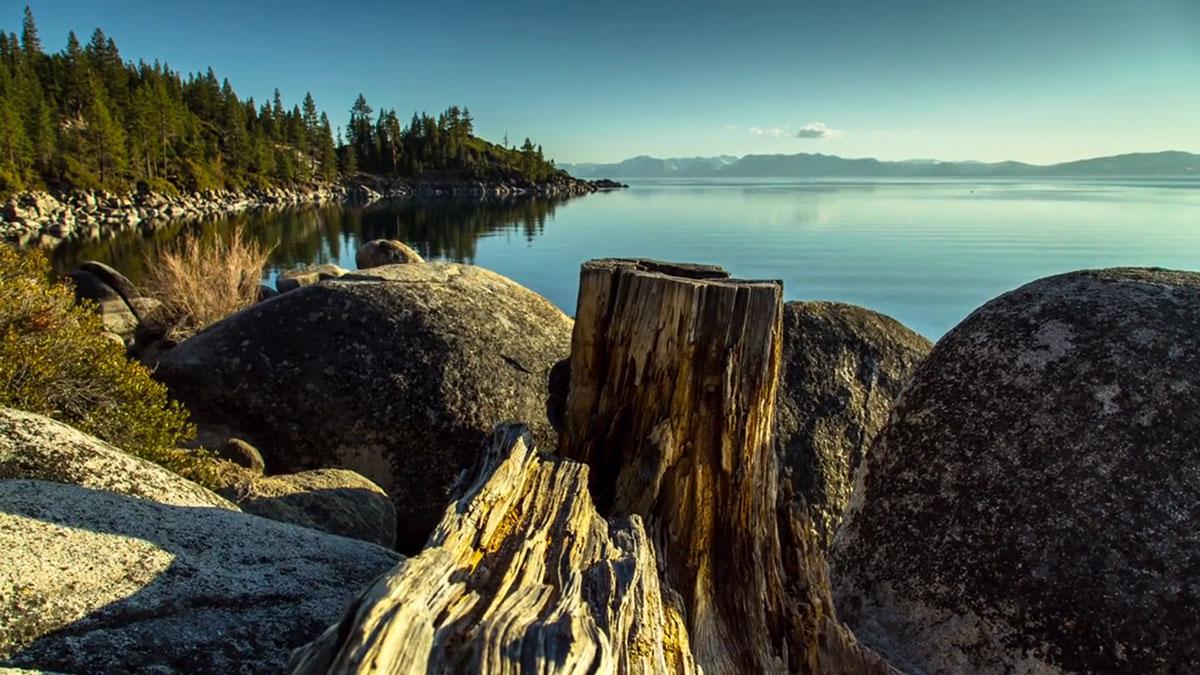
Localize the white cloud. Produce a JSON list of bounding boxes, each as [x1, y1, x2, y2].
[[796, 122, 841, 139], [750, 126, 789, 137], [723, 124, 738, 132]]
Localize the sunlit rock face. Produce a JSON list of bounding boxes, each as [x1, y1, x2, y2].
[[0, 409, 401, 674]]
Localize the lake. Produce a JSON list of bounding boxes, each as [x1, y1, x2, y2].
[[53, 178, 1200, 339]]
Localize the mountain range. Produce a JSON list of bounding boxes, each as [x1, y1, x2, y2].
[[560, 151, 1199, 179]]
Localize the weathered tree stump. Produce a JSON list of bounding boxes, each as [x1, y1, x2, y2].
[[289, 424, 699, 675], [558, 259, 890, 675], [289, 259, 891, 674]]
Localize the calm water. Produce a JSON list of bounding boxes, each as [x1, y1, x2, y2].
[[54, 178, 1200, 338]]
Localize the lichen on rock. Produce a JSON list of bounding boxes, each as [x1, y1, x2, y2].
[[831, 267, 1200, 674]]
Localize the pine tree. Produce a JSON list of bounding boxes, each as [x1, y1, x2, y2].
[[62, 31, 86, 117], [338, 128, 357, 174], [348, 94, 373, 170], [83, 72, 127, 188], [302, 91, 319, 171], [319, 112, 337, 180], [0, 7, 564, 195], [0, 59, 31, 187], [19, 6, 39, 60], [272, 88, 284, 129], [461, 107, 474, 137]]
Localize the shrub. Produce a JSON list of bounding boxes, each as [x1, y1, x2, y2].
[[138, 176, 180, 197], [139, 225, 273, 341], [0, 165, 25, 197], [62, 155, 101, 191], [180, 158, 220, 192], [0, 244, 221, 488]]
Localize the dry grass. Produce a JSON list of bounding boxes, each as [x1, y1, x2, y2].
[[141, 225, 273, 341]]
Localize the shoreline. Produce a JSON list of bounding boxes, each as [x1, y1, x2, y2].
[[1, 174, 627, 249]]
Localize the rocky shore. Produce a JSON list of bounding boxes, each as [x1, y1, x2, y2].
[[0, 173, 618, 248], [8, 246, 1197, 673]]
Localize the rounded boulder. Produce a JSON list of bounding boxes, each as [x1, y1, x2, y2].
[[217, 468, 397, 548], [356, 239, 425, 269], [776, 301, 930, 548], [830, 268, 1200, 674], [154, 262, 573, 551], [77, 260, 140, 303], [65, 270, 138, 340]]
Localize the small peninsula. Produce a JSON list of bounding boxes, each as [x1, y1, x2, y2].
[[0, 8, 618, 247]]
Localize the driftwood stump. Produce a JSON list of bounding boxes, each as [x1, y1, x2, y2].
[[289, 424, 699, 674], [559, 259, 787, 672], [289, 259, 890, 674], [559, 259, 888, 674]]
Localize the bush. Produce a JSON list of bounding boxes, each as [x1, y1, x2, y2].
[[139, 225, 273, 341], [0, 244, 221, 488], [180, 158, 220, 192], [62, 155, 101, 191], [0, 165, 25, 197], [138, 176, 180, 197]]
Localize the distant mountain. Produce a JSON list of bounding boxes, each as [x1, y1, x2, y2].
[[560, 151, 1199, 179], [562, 155, 739, 178]]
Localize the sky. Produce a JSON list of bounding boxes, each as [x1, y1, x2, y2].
[[9, 0, 1199, 165]]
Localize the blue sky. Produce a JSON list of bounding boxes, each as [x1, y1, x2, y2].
[[11, 0, 1199, 164]]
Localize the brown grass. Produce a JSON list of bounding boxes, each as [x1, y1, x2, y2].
[[141, 225, 273, 341]]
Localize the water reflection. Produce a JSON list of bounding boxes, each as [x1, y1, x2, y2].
[[49, 179, 1200, 339], [51, 195, 568, 284]]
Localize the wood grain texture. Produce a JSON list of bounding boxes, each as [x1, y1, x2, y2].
[[290, 259, 894, 675], [559, 258, 893, 675], [289, 424, 698, 675]]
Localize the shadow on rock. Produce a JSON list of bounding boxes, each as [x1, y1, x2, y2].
[[1, 480, 401, 675]]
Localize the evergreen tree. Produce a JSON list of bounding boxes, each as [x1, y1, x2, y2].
[[318, 112, 337, 180], [128, 74, 157, 181], [347, 94, 373, 170], [0, 8, 564, 195], [272, 88, 284, 128], [0, 58, 31, 187], [82, 72, 127, 188], [61, 31, 86, 117], [19, 6, 39, 60], [338, 128, 356, 174], [302, 91, 319, 171]]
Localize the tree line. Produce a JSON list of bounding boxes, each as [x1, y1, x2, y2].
[[341, 95, 560, 182], [0, 7, 562, 197]]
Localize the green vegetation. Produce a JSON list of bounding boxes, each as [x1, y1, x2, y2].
[[344, 96, 562, 181], [0, 7, 564, 197], [0, 243, 221, 488]]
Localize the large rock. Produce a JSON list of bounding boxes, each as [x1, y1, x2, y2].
[[355, 239, 425, 269], [217, 469, 397, 548], [155, 262, 574, 551], [77, 260, 140, 303], [64, 270, 137, 340], [215, 437, 266, 473], [830, 268, 1200, 674], [776, 301, 930, 548], [0, 407, 233, 510], [0, 479, 402, 674]]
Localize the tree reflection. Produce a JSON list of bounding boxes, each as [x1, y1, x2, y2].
[[51, 195, 568, 283]]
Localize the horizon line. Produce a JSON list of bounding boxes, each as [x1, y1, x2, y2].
[[560, 149, 1199, 168]]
